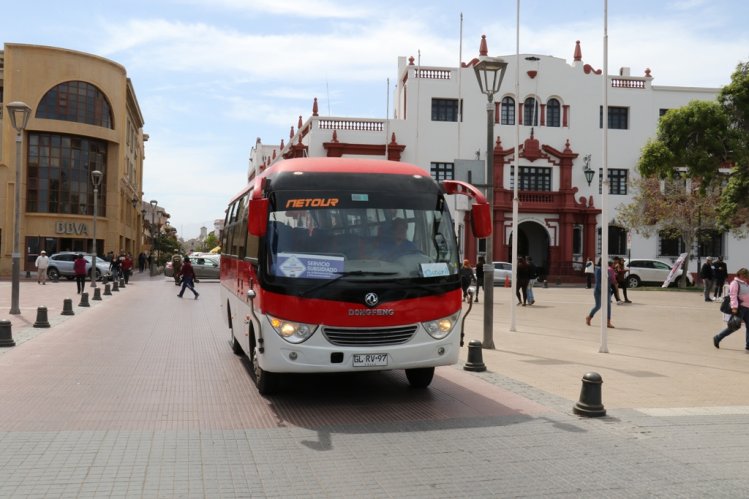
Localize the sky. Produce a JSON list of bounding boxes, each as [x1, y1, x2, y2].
[[4, 0, 748, 239]]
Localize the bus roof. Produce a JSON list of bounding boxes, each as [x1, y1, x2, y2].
[[229, 158, 430, 203]]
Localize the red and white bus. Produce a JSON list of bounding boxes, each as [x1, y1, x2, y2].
[[220, 157, 491, 394]]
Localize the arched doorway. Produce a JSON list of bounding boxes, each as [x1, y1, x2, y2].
[[509, 221, 551, 275]]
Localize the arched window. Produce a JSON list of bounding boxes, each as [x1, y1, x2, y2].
[[523, 97, 538, 126], [36, 81, 113, 129], [546, 98, 561, 127], [500, 96, 515, 125]]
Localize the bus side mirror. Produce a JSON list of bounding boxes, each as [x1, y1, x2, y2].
[[471, 203, 492, 238], [248, 198, 269, 237]]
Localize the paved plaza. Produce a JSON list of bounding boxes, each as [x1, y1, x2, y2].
[[1, 272, 748, 498]]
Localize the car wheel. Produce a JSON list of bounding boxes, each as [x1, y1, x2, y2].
[[405, 367, 435, 388], [95, 269, 102, 280], [627, 275, 641, 288], [47, 268, 60, 280]]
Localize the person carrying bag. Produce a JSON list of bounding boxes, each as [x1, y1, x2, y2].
[[713, 267, 749, 349]]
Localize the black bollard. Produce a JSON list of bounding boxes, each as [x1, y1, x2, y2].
[[61, 298, 75, 316], [79, 292, 90, 307], [573, 372, 606, 417], [463, 339, 487, 372], [92, 288, 102, 301], [112, 281, 119, 292], [0, 320, 15, 347], [119, 278, 126, 288], [33, 306, 51, 328], [104, 283, 112, 296]]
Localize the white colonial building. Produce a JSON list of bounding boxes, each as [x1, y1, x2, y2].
[[248, 35, 734, 281]]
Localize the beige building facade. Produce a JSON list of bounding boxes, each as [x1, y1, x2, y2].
[[1, 43, 146, 276]]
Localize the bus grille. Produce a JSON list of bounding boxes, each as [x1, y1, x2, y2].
[[323, 325, 417, 346]]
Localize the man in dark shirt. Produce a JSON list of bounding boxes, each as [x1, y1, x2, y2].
[[177, 257, 200, 299]]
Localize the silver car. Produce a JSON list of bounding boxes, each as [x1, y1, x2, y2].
[[46, 252, 112, 281], [492, 261, 513, 286], [165, 255, 220, 280]]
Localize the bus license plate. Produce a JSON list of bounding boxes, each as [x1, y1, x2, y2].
[[353, 353, 388, 367]]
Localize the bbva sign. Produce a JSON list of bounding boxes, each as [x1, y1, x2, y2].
[[55, 222, 89, 235]]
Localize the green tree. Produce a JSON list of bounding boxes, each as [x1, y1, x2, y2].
[[202, 232, 219, 252], [638, 61, 749, 227], [616, 177, 722, 287]]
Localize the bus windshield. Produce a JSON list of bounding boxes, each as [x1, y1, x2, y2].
[[265, 189, 459, 282]]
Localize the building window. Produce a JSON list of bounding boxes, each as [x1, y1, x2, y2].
[[430, 162, 454, 181], [599, 106, 629, 129], [26, 132, 107, 215], [524, 97, 539, 126], [546, 98, 561, 127], [598, 168, 628, 195], [501, 97, 515, 125], [510, 166, 552, 191], [36, 81, 113, 129], [431, 98, 461, 122], [599, 226, 627, 256], [658, 232, 687, 257], [659, 108, 670, 117], [698, 229, 724, 258]]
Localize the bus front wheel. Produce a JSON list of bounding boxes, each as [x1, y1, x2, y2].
[[405, 367, 434, 389], [250, 342, 279, 395]]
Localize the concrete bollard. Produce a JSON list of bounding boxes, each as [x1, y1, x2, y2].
[[119, 278, 126, 288], [92, 287, 102, 301], [104, 283, 112, 296], [61, 298, 75, 316], [0, 320, 16, 347], [79, 292, 90, 307], [573, 372, 606, 417], [33, 306, 51, 328], [463, 339, 487, 372], [111, 281, 119, 292]]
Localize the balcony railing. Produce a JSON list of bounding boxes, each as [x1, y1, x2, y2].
[[318, 119, 384, 132]]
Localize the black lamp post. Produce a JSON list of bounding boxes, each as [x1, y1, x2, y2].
[[149, 200, 158, 275], [583, 154, 595, 186], [6, 101, 32, 315], [90, 170, 103, 287], [473, 44, 508, 350]]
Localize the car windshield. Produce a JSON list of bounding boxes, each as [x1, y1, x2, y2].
[[264, 190, 459, 283]]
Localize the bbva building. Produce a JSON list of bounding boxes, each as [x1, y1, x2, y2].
[[1, 43, 148, 277]]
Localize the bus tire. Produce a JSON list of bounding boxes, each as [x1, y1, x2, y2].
[[250, 336, 279, 395], [405, 367, 434, 388], [227, 305, 243, 355]]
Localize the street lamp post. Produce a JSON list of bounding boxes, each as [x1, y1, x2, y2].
[[90, 170, 103, 287], [473, 43, 508, 349], [149, 200, 158, 275], [6, 101, 32, 315]]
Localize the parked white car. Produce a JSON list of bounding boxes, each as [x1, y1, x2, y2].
[[492, 261, 513, 286], [624, 258, 693, 288]]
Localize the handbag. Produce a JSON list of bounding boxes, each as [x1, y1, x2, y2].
[[720, 296, 733, 315], [727, 314, 743, 332]]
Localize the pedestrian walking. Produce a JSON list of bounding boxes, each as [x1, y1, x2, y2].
[[35, 250, 49, 285], [122, 253, 133, 284], [74, 253, 87, 294], [713, 256, 727, 301], [515, 257, 530, 306], [609, 259, 623, 304], [584, 256, 594, 289], [712, 267, 749, 349], [613, 256, 632, 303], [459, 259, 474, 302], [526, 256, 538, 305], [474, 255, 485, 303], [176, 257, 199, 299], [138, 252, 147, 273], [585, 258, 615, 328], [700, 257, 715, 302], [171, 253, 183, 286]]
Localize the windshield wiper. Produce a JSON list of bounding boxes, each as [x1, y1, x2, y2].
[[300, 270, 397, 297]]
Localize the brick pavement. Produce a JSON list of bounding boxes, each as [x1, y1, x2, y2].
[[0, 274, 748, 497]]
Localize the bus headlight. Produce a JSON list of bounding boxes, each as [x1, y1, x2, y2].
[[422, 311, 460, 340], [267, 315, 318, 344]]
